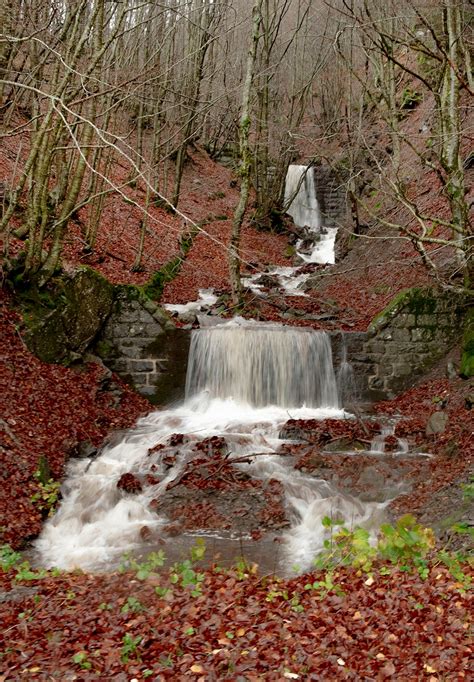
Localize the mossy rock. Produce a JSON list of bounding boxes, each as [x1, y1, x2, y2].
[[24, 267, 114, 364], [460, 309, 474, 378]]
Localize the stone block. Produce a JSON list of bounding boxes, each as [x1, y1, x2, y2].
[[362, 341, 386, 354], [129, 359, 155, 372], [138, 385, 157, 398], [119, 345, 144, 359], [416, 314, 436, 327], [108, 359, 129, 373], [128, 324, 148, 337], [411, 328, 433, 342], [391, 363, 413, 377], [129, 373, 148, 386], [368, 375, 383, 389], [392, 328, 411, 342], [377, 363, 393, 377], [144, 323, 163, 337]]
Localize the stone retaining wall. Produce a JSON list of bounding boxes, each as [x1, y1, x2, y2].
[[338, 288, 466, 401], [313, 165, 348, 228], [96, 288, 190, 404]]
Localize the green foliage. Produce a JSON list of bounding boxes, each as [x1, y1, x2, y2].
[[190, 537, 206, 562], [0, 545, 22, 571], [314, 515, 435, 577], [1, 544, 52, 581], [119, 550, 166, 580], [31, 472, 61, 517], [143, 257, 182, 301], [461, 476, 474, 501], [72, 651, 92, 670], [304, 571, 345, 600], [120, 633, 142, 663], [460, 310, 474, 378], [170, 559, 205, 597], [399, 87, 422, 111], [14, 561, 48, 582], [437, 551, 472, 591], [377, 515, 435, 565], [121, 596, 144, 613]]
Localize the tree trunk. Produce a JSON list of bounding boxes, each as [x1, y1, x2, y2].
[[229, 1, 262, 307]]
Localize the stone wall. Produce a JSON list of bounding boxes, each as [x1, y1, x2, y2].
[[313, 165, 348, 228], [96, 287, 190, 404], [340, 287, 466, 401]]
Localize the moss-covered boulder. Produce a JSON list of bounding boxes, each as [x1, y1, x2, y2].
[[24, 268, 114, 364]]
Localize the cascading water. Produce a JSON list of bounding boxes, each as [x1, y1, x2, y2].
[[284, 164, 321, 231], [186, 322, 339, 409], [34, 321, 386, 575], [336, 336, 358, 407], [243, 165, 338, 298]]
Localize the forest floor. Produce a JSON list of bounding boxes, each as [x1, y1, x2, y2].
[[1, 142, 473, 679]]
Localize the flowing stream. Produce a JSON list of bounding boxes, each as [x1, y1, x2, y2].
[[35, 321, 389, 575], [243, 164, 337, 298]]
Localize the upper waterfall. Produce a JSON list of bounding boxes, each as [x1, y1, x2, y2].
[[284, 164, 320, 230], [185, 323, 339, 409]]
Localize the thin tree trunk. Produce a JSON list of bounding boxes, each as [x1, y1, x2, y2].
[[229, 1, 262, 307]]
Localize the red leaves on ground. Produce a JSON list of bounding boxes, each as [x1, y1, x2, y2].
[[0, 565, 471, 679], [0, 291, 149, 549]]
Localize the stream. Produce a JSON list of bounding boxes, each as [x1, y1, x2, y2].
[[33, 166, 425, 576]]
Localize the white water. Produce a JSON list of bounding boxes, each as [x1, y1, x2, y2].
[[186, 322, 339, 408], [164, 288, 218, 315], [284, 164, 337, 266], [35, 323, 388, 574], [243, 165, 337, 298], [284, 164, 321, 231], [370, 424, 409, 455]]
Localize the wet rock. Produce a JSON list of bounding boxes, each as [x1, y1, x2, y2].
[[255, 274, 280, 289], [25, 268, 114, 364], [298, 238, 315, 255], [117, 472, 143, 494], [177, 310, 197, 325], [74, 441, 97, 459], [426, 411, 448, 435]]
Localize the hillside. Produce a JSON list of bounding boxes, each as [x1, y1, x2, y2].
[[1, 0, 473, 678]]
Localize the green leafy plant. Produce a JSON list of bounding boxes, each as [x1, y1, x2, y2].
[[121, 596, 144, 614], [120, 634, 142, 663], [72, 651, 92, 670], [304, 572, 345, 599], [170, 559, 205, 597], [314, 515, 435, 576], [31, 471, 61, 517], [0, 544, 22, 571], [119, 550, 166, 580]]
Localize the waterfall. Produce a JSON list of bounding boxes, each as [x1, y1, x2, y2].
[[284, 164, 320, 230], [283, 164, 337, 265], [336, 336, 358, 407], [185, 323, 339, 409], [35, 321, 378, 575]]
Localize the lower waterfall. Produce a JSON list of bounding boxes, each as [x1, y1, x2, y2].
[[34, 322, 386, 574], [186, 323, 339, 409]]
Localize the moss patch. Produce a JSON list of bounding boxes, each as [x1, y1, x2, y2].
[[369, 287, 452, 331], [21, 267, 114, 364], [143, 223, 199, 302]]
